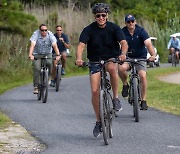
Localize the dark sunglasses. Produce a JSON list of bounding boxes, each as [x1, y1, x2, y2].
[[127, 20, 135, 24], [95, 14, 107, 18], [41, 29, 47, 32], [57, 30, 62, 31]]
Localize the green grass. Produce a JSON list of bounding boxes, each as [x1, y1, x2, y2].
[[0, 111, 11, 129], [0, 69, 32, 94], [147, 67, 180, 115]]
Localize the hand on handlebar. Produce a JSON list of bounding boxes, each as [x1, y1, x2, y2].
[[148, 56, 156, 62], [29, 55, 34, 61], [75, 59, 84, 66], [56, 55, 61, 61], [118, 54, 126, 62]]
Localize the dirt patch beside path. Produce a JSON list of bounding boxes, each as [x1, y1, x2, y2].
[[158, 72, 180, 84], [0, 121, 46, 153]]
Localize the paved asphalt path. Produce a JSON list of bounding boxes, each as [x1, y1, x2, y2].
[[0, 64, 180, 154]]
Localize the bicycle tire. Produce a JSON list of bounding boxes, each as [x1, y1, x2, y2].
[[107, 92, 113, 138], [172, 54, 175, 66], [173, 54, 177, 67], [41, 69, 48, 103], [100, 90, 109, 145], [37, 87, 41, 100], [132, 78, 139, 122], [55, 64, 62, 92]]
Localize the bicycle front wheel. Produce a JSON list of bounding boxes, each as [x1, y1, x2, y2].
[[41, 70, 48, 103], [107, 92, 113, 138], [132, 78, 139, 122], [172, 54, 176, 67], [55, 64, 62, 92], [100, 90, 110, 145]]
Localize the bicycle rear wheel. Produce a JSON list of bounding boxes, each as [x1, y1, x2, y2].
[[37, 86, 41, 100], [132, 78, 139, 122], [100, 90, 110, 145], [55, 64, 62, 92], [172, 54, 176, 67], [41, 70, 48, 103]]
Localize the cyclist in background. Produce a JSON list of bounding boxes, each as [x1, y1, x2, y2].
[[118, 14, 155, 110], [50, 25, 70, 87], [29, 24, 60, 94], [75, 3, 128, 137], [167, 35, 180, 61]]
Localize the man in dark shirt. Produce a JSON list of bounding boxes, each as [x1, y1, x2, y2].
[[118, 14, 155, 110], [76, 3, 128, 137], [50, 25, 70, 87]]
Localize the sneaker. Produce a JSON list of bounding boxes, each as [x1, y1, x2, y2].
[[61, 68, 65, 75], [33, 87, 38, 94], [140, 100, 148, 110], [112, 98, 122, 111], [122, 84, 129, 97], [93, 122, 102, 137], [50, 80, 55, 87]]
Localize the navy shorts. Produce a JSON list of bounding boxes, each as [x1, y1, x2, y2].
[[89, 63, 101, 75]]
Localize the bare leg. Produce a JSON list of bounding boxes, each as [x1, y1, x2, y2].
[[90, 72, 101, 122], [106, 62, 119, 99], [118, 63, 130, 85], [51, 60, 57, 80], [138, 70, 147, 101], [61, 52, 67, 69]]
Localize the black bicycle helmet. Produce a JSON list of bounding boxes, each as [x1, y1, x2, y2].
[[92, 3, 110, 14]]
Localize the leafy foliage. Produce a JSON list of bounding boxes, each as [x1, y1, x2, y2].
[[0, 0, 37, 36]]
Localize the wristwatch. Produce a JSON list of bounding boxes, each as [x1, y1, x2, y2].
[[121, 51, 126, 55]]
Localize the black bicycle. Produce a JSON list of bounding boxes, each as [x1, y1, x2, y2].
[[54, 59, 62, 92], [171, 51, 179, 67], [35, 56, 51, 103], [82, 59, 118, 145], [122, 58, 147, 122]]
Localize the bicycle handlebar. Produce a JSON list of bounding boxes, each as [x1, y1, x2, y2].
[[77, 58, 119, 67], [34, 56, 52, 60]]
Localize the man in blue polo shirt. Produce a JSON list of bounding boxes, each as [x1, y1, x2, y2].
[[118, 14, 155, 110]]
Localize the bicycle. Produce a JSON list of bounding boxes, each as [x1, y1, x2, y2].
[[81, 59, 118, 145], [35, 56, 51, 103], [121, 58, 147, 122], [54, 58, 62, 92], [171, 51, 179, 67]]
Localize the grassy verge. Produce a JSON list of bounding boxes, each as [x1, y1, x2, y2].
[[147, 67, 180, 115]]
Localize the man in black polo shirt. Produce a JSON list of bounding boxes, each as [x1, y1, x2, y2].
[[76, 3, 128, 137], [118, 14, 155, 110]]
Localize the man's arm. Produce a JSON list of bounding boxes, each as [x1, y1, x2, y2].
[[52, 42, 60, 55], [119, 40, 128, 61], [63, 41, 70, 49], [76, 42, 86, 66], [167, 39, 172, 49], [144, 38, 156, 60], [52, 42, 60, 60], [29, 41, 36, 60]]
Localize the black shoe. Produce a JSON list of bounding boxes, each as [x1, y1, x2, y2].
[[61, 68, 66, 75], [140, 100, 148, 110], [122, 84, 129, 97], [93, 122, 102, 137], [112, 98, 122, 111], [50, 80, 55, 87]]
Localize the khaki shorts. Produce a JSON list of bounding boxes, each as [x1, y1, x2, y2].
[[129, 61, 147, 72]]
